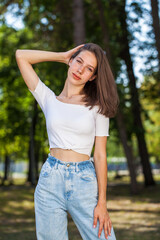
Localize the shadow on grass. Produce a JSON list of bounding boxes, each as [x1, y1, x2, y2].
[[113, 228, 160, 240], [0, 178, 160, 240]]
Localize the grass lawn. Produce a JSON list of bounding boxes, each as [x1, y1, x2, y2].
[[0, 173, 160, 240]]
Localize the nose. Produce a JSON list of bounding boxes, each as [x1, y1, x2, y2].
[[77, 65, 84, 74]]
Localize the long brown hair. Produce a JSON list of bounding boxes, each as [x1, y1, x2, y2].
[[69, 43, 119, 118]]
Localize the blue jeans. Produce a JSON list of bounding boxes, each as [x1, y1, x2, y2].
[[34, 153, 117, 240]]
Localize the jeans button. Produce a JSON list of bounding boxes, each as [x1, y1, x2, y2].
[[67, 164, 70, 167]]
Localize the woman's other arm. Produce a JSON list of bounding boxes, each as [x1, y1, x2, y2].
[[93, 136, 112, 239], [94, 136, 108, 205]]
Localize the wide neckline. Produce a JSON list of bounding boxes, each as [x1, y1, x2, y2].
[[55, 95, 88, 107]]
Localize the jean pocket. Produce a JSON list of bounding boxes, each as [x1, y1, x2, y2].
[[79, 167, 97, 181], [39, 159, 54, 178]]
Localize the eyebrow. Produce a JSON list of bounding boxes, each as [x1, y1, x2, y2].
[[77, 56, 95, 69]]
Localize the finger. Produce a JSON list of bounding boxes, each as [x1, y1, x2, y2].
[[98, 220, 104, 238], [74, 44, 85, 51], [93, 214, 98, 228], [76, 43, 85, 48], [108, 220, 112, 236], [104, 221, 108, 239]]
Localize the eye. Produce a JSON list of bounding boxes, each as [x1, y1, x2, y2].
[[88, 68, 93, 72], [76, 59, 81, 63]]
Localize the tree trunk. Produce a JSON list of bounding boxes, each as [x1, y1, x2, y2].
[[3, 154, 10, 182], [35, 141, 39, 181], [95, 0, 112, 62], [72, 0, 86, 45], [119, 0, 155, 186], [116, 110, 138, 193], [95, 0, 138, 193], [27, 100, 38, 185], [150, 0, 160, 70]]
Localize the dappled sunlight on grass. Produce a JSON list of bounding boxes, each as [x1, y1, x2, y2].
[[106, 176, 160, 240], [0, 175, 160, 240], [0, 183, 36, 240]]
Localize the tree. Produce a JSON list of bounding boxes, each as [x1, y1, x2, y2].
[[72, 0, 86, 45], [150, 0, 160, 70], [118, 0, 155, 186], [95, 0, 138, 193]]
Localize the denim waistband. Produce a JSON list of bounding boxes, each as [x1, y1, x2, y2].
[[47, 153, 94, 169]]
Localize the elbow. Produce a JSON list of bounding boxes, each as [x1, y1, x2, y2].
[[15, 49, 24, 59]]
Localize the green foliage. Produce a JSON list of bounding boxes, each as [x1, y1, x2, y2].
[[140, 73, 160, 161], [0, 0, 159, 166]]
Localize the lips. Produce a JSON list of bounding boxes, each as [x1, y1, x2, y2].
[[72, 73, 81, 80]]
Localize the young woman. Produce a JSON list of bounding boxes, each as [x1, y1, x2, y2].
[[16, 43, 119, 240]]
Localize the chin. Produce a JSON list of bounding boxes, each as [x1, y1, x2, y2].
[[67, 77, 78, 85]]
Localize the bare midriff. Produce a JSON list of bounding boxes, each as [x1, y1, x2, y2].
[[50, 148, 90, 162]]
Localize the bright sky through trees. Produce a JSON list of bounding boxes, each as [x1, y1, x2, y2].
[[2, 0, 159, 87]]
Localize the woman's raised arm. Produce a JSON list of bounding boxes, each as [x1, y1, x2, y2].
[[15, 44, 84, 91], [15, 50, 66, 91]]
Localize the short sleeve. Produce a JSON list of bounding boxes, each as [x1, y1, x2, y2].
[[95, 109, 110, 136], [28, 77, 55, 114]]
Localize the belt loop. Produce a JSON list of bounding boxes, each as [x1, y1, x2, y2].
[[75, 163, 79, 172], [54, 161, 58, 169]]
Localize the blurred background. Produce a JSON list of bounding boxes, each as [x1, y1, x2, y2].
[[0, 0, 160, 240]]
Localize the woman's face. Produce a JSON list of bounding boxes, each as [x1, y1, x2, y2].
[[68, 50, 97, 85]]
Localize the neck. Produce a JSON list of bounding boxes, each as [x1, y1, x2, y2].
[[61, 78, 85, 98]]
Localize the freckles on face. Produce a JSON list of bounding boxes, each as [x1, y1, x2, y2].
[[69, 50, 97, 82]]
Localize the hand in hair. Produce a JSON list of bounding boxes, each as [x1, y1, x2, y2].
[[63, 44, 84, 65]]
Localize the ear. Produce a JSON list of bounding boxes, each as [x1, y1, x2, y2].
[[89, 74, 97, 81]]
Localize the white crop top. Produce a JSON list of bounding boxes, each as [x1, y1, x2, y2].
[[28, 77, 109, 158]]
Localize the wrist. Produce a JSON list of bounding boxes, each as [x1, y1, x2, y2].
[[97, 198, 107, 206], [56, 52, 67, 64]]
